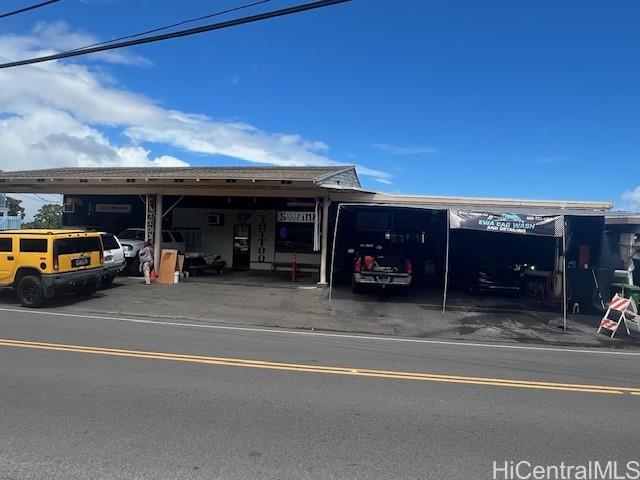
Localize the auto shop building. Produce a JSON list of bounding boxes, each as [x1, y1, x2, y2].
[[0, 165, 622, 318]]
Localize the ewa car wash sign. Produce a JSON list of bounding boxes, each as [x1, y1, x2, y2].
[[278, 211, 315, 223], [449, 210, 564, 237]]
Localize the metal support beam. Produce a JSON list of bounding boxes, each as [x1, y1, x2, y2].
[[442, 209, 450, 316], [562, 215, 567, 331], [162, 195, 185, 219], [328, 204, 342, 302]]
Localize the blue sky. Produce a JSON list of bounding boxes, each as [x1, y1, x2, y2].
[[1, 0, 640, 211]]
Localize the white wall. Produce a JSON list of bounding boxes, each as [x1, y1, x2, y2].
[[172, 208, 276, 269], [172, 207, 320, 271], [274, 252, 320, 266]]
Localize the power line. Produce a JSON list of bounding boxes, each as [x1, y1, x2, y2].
[[34, 193, 62, 203], [10, 193, 62, 204], [33, 194, 60, 203], [68, 0, 273, 53], [0, 0, 352, 69], [0, 0, 60, 20], [11, 194, 49, 204]]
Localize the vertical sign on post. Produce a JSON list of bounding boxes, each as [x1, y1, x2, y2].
[[145, 194, 155, 244], [313, 199, 321, 252], [257, 214, 267, 263]]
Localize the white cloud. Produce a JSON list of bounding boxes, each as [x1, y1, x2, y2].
[[372, 143, 436, 156], [374, 178, 393, 185], [0, 22, 391, 185], [622, 186, 640, 212]]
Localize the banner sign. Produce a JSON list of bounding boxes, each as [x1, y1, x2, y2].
[[277, 211, 315, 223], [449, 210, 564, 237], [95, 203, 132, 214]]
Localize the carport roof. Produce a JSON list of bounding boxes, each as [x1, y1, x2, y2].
[[327, 189, 613, 215], [334, 202, 612, 217], [0, 166, 357, 184]]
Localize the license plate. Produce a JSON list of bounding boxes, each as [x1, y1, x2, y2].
[[72, 257, 90, 268]]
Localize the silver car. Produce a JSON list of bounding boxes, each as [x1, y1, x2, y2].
[[100, 232, 125, 285]]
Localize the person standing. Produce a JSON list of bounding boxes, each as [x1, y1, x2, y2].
[[139, 241, 154, 285]]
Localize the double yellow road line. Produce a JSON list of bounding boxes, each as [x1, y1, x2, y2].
[[1, 337, 639, 396]]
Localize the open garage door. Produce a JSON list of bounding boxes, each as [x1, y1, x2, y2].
[[443, 210, 568, 328], [328, 204, 447, 303]]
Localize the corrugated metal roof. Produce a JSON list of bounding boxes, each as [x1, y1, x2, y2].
[[326, 187, 613, 213], [0, 166, 355, 182], [334, 202, 610, 217]]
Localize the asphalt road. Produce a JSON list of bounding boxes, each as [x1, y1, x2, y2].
[[1, 307, 639, 480]]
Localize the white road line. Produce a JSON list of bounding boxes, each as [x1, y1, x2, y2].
[[1, 306, 639, 357]]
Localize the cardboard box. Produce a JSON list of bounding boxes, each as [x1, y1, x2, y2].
[[157, 249, 178, 285]]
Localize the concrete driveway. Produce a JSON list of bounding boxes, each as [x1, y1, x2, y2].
[[1, 273, 638, 349]]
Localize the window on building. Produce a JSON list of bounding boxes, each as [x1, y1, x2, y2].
[[175, 229, 201, 249], [276, 223, 314, 254], [20, 238, 48, 253], [0, 237, 12, 252]]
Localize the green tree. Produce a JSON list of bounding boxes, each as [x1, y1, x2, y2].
[[6, 196, 25, 219], [30, 204, 63, 229]]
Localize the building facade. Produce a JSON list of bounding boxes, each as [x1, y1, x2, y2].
[[1, 165, 634, 314]]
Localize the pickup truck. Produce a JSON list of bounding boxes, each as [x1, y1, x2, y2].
[[352, 249, 413, 293]]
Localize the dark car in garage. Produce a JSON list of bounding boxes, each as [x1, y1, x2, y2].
[[470, 259, 526, 295]]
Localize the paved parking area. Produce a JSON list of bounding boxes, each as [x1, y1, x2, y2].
[[1, 274, 638, 349]]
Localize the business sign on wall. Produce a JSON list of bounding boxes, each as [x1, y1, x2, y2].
[[449, 210, 564, 237], [277, 211, 316, 223], [95, 204, 132, 214], [251, 211, 275, 271]]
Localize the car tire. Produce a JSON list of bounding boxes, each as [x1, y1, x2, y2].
[[75, 281, 97, 297], [352, 279, 363, 294], [102, 274, 115, 286], [16, 275, 46, 308]]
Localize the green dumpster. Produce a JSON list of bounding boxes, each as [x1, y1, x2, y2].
[[610, 283, 640, 306]]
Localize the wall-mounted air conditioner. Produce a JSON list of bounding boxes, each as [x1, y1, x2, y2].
[[207, 213, 224, 226]]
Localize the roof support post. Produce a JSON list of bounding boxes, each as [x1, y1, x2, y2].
[[562, 215, 567, 332], [153, 193, 163, 269], [328, 203, 342, 302], [442, 209, 450, 317], [319, 197, 330, 285]]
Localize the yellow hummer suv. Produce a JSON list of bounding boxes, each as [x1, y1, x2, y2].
[[0, 229, 105, 307]]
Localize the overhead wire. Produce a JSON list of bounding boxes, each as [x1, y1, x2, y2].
[[67, 0, 273, 53], [0, 0, 60, 20], [0, 0, 352, 69], [33, 193, 62, 203], [10, 193, 61, 204]]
